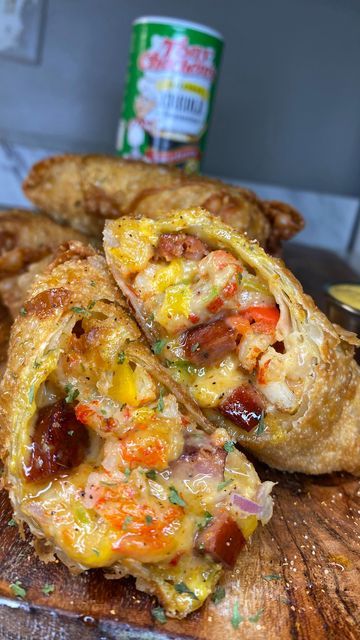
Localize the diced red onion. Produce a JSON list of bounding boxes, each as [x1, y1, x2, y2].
[[231, 480, 275, 524], [231, 493, 262, 515]]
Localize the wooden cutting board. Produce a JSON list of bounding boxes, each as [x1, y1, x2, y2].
[[0, 245, 359, 640]]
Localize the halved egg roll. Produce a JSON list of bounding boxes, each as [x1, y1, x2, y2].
[[104, 208, 360, 476], [0, 241, 273, 618]]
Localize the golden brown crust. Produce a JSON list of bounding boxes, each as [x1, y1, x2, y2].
[[23, 154, 304, 251], [0, 209, 89, 280], [0, 301, 11, 379], [0, 256, 52, 318]]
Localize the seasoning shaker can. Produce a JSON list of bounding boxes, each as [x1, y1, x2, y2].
[[116, 16, 224, 173]]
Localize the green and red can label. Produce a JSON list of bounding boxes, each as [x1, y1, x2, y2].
[[117, 17, 223, 172]]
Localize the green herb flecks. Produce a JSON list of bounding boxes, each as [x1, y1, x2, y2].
[[169, 486, 186, 507], [174, 582, 199, 600], [211, 585, 225, 604], [152, 338, 167, 355], [231, 601, 243, 629], [71, 301, 95, 316], [263, 574, 281, 581], [255, 411, 266, 436], [42, 583, 55, 595], [151, 606, 167, 624], [190, 342, 200, 353], [28, 384, 35, 404], [124, 467, 131, 481], [65, 383, 79, 404], [117, 351, 126, 364], [92, 548, 100, 557], [204, 286, 219, 303], [10, 580, 26, 599], [146, 469, 157, 480], [217, 478, 233, 491], [237, 272, 243, 285], [20, 307, 27, 316], [67, 430, 74, 436], [122, 516, 132, 530], [145, 515, 153, 524], [223, 440, 235, 453], [157, 389, 164, 413], [8, 518, 16, 527], [198, 511, 213, 530], [248, 608, 264, 623]]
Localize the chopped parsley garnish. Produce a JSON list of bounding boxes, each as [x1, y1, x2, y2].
[[190, 342, 200, 353], [223, 440, 235, 453], [174, 582, 198, 600], [204, 286, 219, 303], [255, 411, 266, 436], [122, 516, 132, 530], [157, 389, 164, 413], [152, 338, 167, 355], [211, 585, 225, 604], [7, 518, 16, 527], [71, 301, 96, 315], [168, 486, 186, 507], [90, 280, 96, 287], [117, 351, 126, 364], [42, 583, 55, 595], [151, 606, 167, 624], [67, 430, 74, 436], [263, 574, 281, 581], [231, 601, 243, 629], [33, 358, 41, 369], [248, 608, 264, 623], [198, 511, 213, 530], [10, 580, 26, 598], [65, 383, 79, 404], [217, 478, 233, 491], [20, 307, 27, 316], [146, 469, 157, 480], [124, 468, 131, 480], [92, 548, 100, 557], [28, 384, 35, 404], [71, 306, 87, 315], [145, 515, 153, 524]]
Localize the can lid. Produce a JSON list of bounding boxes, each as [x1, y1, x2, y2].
[[133, 16, 223, 41]]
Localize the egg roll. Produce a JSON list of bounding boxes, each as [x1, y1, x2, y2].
[[104, 208, 360, 476], [0, 209, 88, 279], [22, 154, 303, 252], [0, 241, 273, 618]]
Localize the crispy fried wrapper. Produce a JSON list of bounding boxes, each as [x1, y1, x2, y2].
[[104, 208, 360, 476], [22, 154, 304, 252], [0, 209, 93, 318], [0, 241, 272, 617]]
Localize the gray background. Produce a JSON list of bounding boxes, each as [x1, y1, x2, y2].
[[1, 0, 360, 197]]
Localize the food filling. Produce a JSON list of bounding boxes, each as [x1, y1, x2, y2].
[[17, 297, 273, 616], [109, 223, 308, 434]]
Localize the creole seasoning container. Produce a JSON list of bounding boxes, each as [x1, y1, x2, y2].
[[117, 16, 224, 173]]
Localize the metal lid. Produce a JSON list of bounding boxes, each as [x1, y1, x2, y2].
[[133, 16, 224, 40]]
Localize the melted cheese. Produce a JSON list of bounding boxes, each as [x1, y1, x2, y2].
[[190, 355, 247, 408]]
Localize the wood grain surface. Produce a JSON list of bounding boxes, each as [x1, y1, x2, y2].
[[0, 245, 359, 640]]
